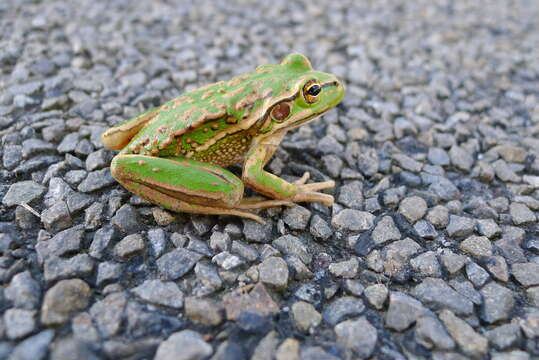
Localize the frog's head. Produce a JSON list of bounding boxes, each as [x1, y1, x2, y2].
[[257, 53, 345, 134]]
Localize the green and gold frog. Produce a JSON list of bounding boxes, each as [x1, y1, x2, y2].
[[101, 53, 344, 223]]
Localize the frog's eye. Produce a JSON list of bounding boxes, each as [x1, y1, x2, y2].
[[303, 80, 322, 104]]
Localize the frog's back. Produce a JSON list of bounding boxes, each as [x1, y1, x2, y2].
[[120, 62, 304, 158]]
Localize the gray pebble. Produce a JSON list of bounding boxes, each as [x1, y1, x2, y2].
[[132, 279, 184, 309]]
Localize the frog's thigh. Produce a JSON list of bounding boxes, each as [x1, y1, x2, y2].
[[111, 154, 244, 208]]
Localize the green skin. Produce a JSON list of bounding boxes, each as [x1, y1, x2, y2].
[[101, 53, 345, 223]]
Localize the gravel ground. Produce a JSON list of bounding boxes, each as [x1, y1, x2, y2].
[[1, 0, 539, 359]]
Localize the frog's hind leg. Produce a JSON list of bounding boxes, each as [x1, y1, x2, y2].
[[121, 181, 266, 223], [110, 154, 267, 223]]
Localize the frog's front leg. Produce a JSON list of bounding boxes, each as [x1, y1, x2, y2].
[[110, 154, 288, 223], [242, 133, 335, 206]]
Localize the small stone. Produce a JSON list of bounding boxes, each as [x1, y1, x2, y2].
[[386, 291, 430, 331], [41, 279, 91, 325], [510, 202, 536, 225], [439, 309, 488, 358], [194, 263, 222, 292], [415, 315, 455, 350], [231, 241, 258, 262], [152, 207, 176, 226], [2, 180, 45, 206], [157, 248, 203, 280], [154, 330, 213, 360], [212, 251, 244, 270], [236, 312, 272, 334], [414, 220, 438, 239], [273, 235, 311, 264], [381, 238, 422, 279], [449, 145, 474, 171], [492, 145, 527, 163], [132, 279, 184, 309], [71, 312, 99, 342], [41, 201, 72, 233], [275, 338, 300, 360], [480, 282, 514, 323], [460, 235, 493, 257], [223, 283, 279, 320], [466, 262, 491, 287], [527, 287, 539, 307], [184, 297, 224, 326], [399, 196, 428, 223], [84, 202, 103, 230], [491, 351, 530, 360], [4, 308, 36, 339], [251, 330, 279, 360], [291, 301, 321, 332], [147, 228, 167, 258], [486, 256, 509, 282], [371, 216, 401, 245], [486, 323, 521, 350], [8, 330, 54, 360], [300, 347, 340, 360], [89, 292, 127, 337], [337, 181, 364, 209], [476, 219, 502, 238], [492, 159, 521, 182], [77, 168, 116, 193], [323, 296, 365, 326], [328, 257, 358, 278], [44, 254, 94, 282], [335, 317, 377, 358], [393, 153, 423, 172], [331, 209, 374, 231], [364, 284, 388, 309], [209, 231, 231, 252], [49, 338, 99, 360], [89, 226, 116, 259], [410, 251, 442, 277], [5, 271, 40, 309], [413, 278, 473, 315], [511, 262, 539, 286], [309, 215, 333, 240], [111, 204, 143, 233], [446, 215, 476, 238], [85, 149, 110, 171], [283, 205, 311, 230], [427, 205, 449, 229], [113, 233, 145, 259], [96, 261, 123, 286], [243, 220, 273, 243], [428, 148, 450, 166], [449, 280, 482, 305], [259, 257, 289, 290]]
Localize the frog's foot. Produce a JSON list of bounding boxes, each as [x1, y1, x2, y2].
[[238, 197, 295, 210], [292, 180, 335, 207], [292, 171, 335, 205]]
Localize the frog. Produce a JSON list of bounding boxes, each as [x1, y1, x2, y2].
[[101, 53, 345, 223]]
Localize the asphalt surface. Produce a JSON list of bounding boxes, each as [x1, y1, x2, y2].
[[1, 0, 539, 359]]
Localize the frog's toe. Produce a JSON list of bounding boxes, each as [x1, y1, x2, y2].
[[298, 180, 335, 192], [294, 172, 311, 185], [238, 198, 295, 210]]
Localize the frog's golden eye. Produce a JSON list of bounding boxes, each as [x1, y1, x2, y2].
[[303, 80, 322, 104]]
